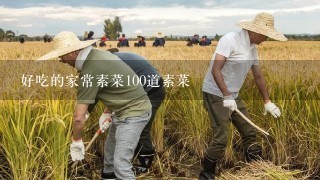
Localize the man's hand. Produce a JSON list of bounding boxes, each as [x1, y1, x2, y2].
[[263, 101, 281, 118], [223, 95, 237, 111], [70, 139, 85, 161], [99, 112, 112, 133]]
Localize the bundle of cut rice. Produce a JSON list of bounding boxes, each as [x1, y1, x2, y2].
[[218, 161, 305, 180]]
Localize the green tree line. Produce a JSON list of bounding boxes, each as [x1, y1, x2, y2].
[[1, 25, 320, 42], [103, 16, 122, 40]]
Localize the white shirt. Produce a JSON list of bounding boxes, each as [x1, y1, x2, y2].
[[75, 46, 93, 71], [202, 29, 259, 98]]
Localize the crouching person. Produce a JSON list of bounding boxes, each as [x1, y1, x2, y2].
[[37, 31, 152, 180]]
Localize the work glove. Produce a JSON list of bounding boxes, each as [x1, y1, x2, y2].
[[223, 95, 237, 111], [70, 139, 85, 161], [263, 101, 281, 118], [99, 112, 113, 133]]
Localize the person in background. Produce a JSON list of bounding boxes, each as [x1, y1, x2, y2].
[[200, 12, 287, 179], [88, 51, 165, 175], [99, 35, 107, 47], [134, 35, 146, 47], [199, 35, 212, 46], [83, 31, 88, 41], [191, 34, 200, 45], [44, 34, 51, 43], [205, 36, 212, 46], [199, 36, 208, 46], [117, 34, 130, 47], [153, 32, 165, 47], [186, 38, 193, 46]]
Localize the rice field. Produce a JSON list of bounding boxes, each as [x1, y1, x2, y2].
[[0, 40, 320, 179]]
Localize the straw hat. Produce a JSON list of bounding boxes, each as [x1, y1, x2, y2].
[[155, 32, 165, 38], [37, 31, 98, 61], [236, 12, 287, 41]]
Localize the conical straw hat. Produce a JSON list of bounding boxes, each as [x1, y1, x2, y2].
[[155, 32, 165, 38], [37, 31, 98, 60], [236, 12, 287, 41]]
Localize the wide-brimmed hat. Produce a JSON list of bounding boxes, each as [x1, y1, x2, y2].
[[155, 32, 165, 38], [236, 12, 287, 41], [37, 31, 98, 61]]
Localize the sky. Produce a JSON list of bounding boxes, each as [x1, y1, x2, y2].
[[0, 0, 319, 37]]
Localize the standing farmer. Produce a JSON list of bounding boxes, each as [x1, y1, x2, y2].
[[38, 31, 152, 180], [200, 12, 287, 179]]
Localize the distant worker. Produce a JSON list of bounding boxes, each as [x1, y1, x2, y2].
[[117, 34, 130, 47], [134, 35, 146, 47], [99, 36, 107, 47], [37, 31, 152, 179], [84, 31, 94, 40], [83, 31, 88, 41], [200, 12, 287, 179], [186, 38, 193, 47], [153, 32, 165, 47], [88, 51, 165, 176], [44, 34, 51, 43], [206, 36, 212, 45], [199, 35, 212, 46]]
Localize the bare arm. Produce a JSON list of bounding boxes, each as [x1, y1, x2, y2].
[[212, 53, 231, 96], [251, 65, 270, 103], [73, 103, 89, 140], [103, 106, 112, 113]]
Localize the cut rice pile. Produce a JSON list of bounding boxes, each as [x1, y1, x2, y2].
[[218, 161, 305, 180]]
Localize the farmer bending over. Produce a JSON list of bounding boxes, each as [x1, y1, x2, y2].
[[200, 12, 287, 180], [38, 31, 151, 180]]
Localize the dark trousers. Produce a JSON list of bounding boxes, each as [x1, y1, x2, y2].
[[203, 92, 261, 160], [136, 86, 166, 155]]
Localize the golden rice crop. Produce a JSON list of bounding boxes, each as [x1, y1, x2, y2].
[[0, 41, 319, 179]]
